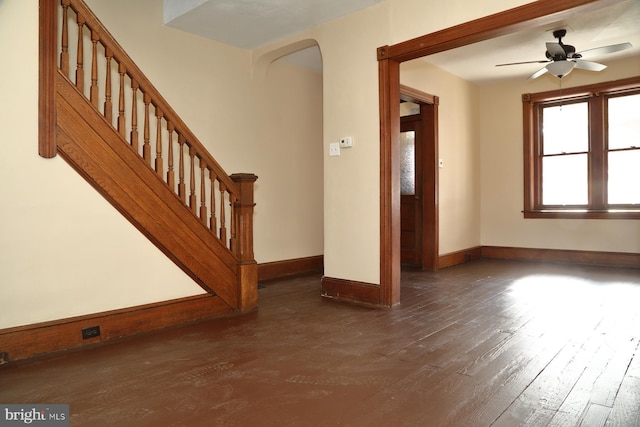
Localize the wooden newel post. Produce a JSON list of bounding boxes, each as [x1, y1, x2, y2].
[[230, 173, 258, 312]]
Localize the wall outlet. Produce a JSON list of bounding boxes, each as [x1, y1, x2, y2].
[[82, 325, 101, 340], [329, 142, 340, 157]]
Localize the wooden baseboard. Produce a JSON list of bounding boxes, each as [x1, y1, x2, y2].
[[0, 294, 233, 362], [481, 246, 640, 268], [438, 246, 482, 269], [258, 255, 323, 282], [321, 277, 381, 307]]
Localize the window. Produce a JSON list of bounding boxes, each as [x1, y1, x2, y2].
[[523, 76, 640, 219]]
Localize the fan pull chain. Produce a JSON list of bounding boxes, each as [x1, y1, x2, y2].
[[559, 77, 564, 111]]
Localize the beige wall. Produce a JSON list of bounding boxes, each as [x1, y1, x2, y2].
[[254, 3, 395, 285], [316, 5, 392, 284], [479, 56, 640, 253], [0, 0, 323, 329], [253, 58, 324, 261], [401, 60, 481, 255]]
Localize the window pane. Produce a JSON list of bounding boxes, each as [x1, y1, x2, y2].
[[608, 94, 640, 150], [542, 154, 588, 205], [542, 103, 588, 155], [608, 150, 640, 205], [400, 131, 415, 195]]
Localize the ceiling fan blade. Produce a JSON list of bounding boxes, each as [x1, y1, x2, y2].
[[546, 42, 566, 58], [528, 67, 549, 80], [575, 60, 607, 72], [577, 42, 632, 58], [495, 60, 550, 67]]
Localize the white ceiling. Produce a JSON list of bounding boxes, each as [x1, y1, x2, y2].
[[164, 0, 640, 83], [427, 0, 640, 84], [164, 0, 384, 49]]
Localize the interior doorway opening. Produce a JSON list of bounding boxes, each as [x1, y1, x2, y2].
[[399, 86, 439, 271], [378, 0, 605, 307]]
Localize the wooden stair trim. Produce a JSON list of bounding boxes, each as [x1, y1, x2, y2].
[[0, 294, 232, 362], [55, 72, 240, 307]]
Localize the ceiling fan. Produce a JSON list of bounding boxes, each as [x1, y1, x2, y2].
[[496, 29, 632, 79]]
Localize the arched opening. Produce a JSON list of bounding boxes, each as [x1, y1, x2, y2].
[[253, 41, 325, 276]]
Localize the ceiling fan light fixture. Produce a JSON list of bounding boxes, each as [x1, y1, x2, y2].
[[546, 60, 576, 78]]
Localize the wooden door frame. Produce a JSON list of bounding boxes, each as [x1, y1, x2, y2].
[[400, 86, 439, 272], [377, 0, 618, 307]]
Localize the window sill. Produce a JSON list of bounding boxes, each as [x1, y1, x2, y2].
[[524, 210, 640, 220]]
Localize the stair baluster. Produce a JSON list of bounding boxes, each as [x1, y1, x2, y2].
[[60, 0, 70, 77], [90, 30, 99, 108], [189, 146, 197, 214], [200, 160, 207, 225], [219, 182, 227, 245], [143, 93, 151, 164], [75, 14, 85, 92], [130, 80, 139, 152], [155, 108, 163, 177], [209, 170, 218, 233], [167, 122, 175, 191], [104, 48, 113, 123], [118, 64, 126, 138], [178, 135, 186, 203]]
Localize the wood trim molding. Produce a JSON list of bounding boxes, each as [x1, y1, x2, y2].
[[481, 246, 640, 269], [384, 0, 618, 63], [0, 294, 233, 362], [438, 247, 483, 269], [321, 277, 381, 307], [258, 256, 324, 282], [400, 84, 438, 105], [378, 55, 401, 307], [420, 100, 439, 271], [39, 0, 57, 158]]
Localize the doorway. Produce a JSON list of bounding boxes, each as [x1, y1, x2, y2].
[[399, 86, 439, 270], [400, 114, 422, 266], [378, 0, 603, 307]]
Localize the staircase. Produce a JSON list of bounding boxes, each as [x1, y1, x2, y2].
[[39, 0, 258, 312]]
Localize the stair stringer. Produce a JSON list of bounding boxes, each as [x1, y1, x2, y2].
[[54, 72, 240, 310]]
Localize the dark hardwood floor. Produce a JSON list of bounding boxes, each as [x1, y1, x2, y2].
[[2, 259, 639, 426]]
